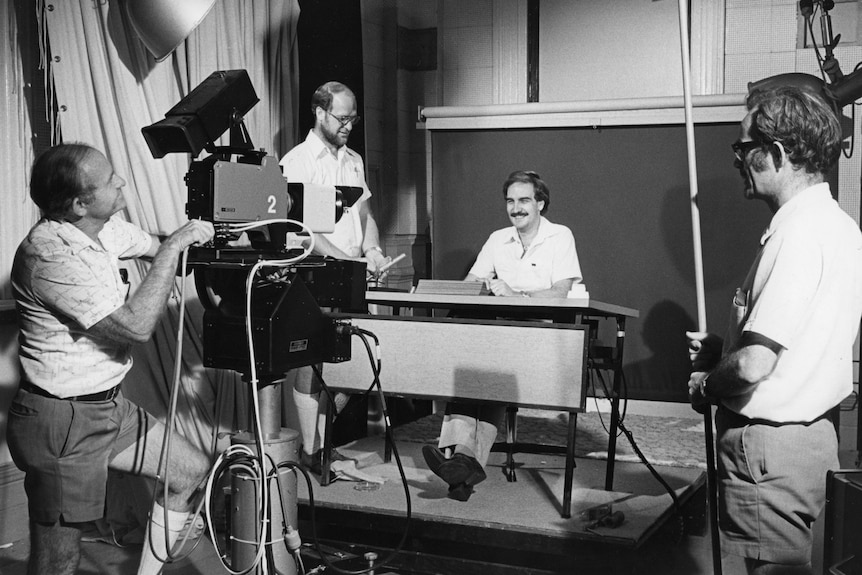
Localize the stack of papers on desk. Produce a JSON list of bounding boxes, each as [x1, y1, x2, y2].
[[414, 279, 490, 296], [567, 283, 589, 299]]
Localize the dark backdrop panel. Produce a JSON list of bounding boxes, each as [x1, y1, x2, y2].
[[431, 124, 772, 402]]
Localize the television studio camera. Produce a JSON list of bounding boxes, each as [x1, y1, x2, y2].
[[142, 70, 380, 574], [142, 69, 367, 379]]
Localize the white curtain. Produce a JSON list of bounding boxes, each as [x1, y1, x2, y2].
[[38, 0, 301, 456], [0, 2, 41, 300], [185, 1, 300, 161]]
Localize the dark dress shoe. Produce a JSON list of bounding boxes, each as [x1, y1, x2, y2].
[[422, 446, 487, 489], [422, 445, 448, 476], [447, 482, 475, 502]]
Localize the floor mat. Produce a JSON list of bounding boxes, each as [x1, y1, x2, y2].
[[391, 408, 708, 469]]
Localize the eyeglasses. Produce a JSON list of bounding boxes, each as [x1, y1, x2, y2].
[[731, 140, 761, 162], [324, 110, 361, 128]]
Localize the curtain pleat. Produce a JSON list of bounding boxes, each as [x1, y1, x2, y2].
[[0, 2, 40, 300]]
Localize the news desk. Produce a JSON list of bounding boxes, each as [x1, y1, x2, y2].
[[324, 290, 639, 518]]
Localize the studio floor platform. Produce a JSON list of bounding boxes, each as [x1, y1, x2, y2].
[[2, 404, 849, 573], [1, 409, 722, 575], [0, 437, 707, 575], [296, 435, 707, 574]]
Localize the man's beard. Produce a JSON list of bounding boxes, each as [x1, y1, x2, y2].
[[321, 124, 348, 149]]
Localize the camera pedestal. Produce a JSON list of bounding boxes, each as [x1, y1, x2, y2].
[[229, 380, 300, 575]]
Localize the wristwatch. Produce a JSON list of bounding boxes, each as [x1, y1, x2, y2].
[[364, 246, 383, 256], [699, 374, 709, 398]]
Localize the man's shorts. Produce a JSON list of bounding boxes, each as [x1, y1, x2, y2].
[[715, 406, 839, 565], [6, 387, 153, 524]]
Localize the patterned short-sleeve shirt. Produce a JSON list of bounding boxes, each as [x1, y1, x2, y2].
[[12, 217, 153, 397]]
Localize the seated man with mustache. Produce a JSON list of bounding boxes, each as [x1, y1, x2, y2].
[[422, 169, 583, 501]]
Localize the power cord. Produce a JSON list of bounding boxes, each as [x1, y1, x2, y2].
[[303, 325, 413, 575], [588, 366, 627, 437], [144, 246, 209, 565], [588, 364, 685, 542]]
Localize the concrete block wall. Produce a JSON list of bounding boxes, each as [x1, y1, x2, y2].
[[362, 0, 438, 291]]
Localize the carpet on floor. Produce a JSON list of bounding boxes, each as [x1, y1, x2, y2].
[[390, 408, 708, 470]]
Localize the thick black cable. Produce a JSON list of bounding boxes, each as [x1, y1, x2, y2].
[[299, 326, 412, 575], [590, 367, 626, 437], [590, 366, 683, 521], [806, 9, 828, 83]]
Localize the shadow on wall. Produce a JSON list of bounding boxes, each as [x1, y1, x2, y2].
[[662, 178, 762, 297], [623, 299, 695, 403], [623, 175, 766, 402]]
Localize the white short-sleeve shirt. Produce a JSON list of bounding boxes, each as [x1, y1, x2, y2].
[[279, 130, 372, 257], [468, 216, 582, 292], [723, 183, 862, 422]]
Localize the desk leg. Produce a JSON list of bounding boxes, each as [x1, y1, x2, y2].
[[505, 406, 518, 482], [604, 316, 626, 491], [563, 411, 578, 519], [382, 305, 399, 465], [320, 396, 334, 486]]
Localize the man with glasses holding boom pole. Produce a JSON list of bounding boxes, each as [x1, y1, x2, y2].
[[687, 85, 862, 574]]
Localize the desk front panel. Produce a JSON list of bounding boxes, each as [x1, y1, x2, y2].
[[324, 315, 588, 411]]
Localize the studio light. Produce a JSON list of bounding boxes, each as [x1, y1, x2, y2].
[[749, 2, 862, 115], [748, 69, 862, 115], [126, 0, 217, 62]]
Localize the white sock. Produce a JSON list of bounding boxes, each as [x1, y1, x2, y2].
[[293, 388, 321, 455], [455, 422, 498, 468], [333, 392, 350, 413], [137, 502, 189, 575], [316, 392, 332, 451]]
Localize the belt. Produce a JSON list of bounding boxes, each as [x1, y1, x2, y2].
[[718, 404, 834, 427], [20, 381, 121, 402]]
